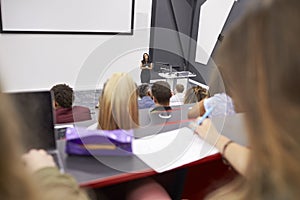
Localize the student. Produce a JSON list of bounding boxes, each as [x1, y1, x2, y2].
[[140, 53, 153, 84], [51, 84, 91, 124], [183, 85, 209, 104], [97, 73, 139, 130], [137, 83, 155, 109], [187, 92, 235, 118], [90, 73, 170, 199], [170, 84, 185, 106], [193, 0, 300, 199], [0, 91, 89, 200], [150, 81, 172, 112]]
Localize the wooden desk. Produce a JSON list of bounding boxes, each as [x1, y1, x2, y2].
[[57, 113, 247, 188]]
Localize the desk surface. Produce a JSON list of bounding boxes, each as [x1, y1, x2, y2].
[[158, 72, 196, 79], [57, 113, 247, 188]]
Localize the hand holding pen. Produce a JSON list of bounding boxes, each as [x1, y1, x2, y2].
[[189, 106, 215, 131]]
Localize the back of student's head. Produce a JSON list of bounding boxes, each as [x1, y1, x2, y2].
[[184, 86, 209, 104], [151, 81, 172, 105], [98, 73, 139, 130], [175, 84, 184, 93], [138, 84, 150, 98], [211, 0, 300, 199], [50, 84, 73, 108], [0, 89, 37, 200]]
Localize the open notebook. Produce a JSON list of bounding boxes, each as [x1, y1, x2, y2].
[[132, 127, 218, 173]]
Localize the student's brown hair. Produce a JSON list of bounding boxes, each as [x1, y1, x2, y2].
[[0, 91, 37, 200], [151, 81, 172, 105], [50, 84, 73, 108], [98, 73, 139, 130], [209, 0, 300, 199]]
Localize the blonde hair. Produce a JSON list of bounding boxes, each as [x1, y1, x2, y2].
[[98, 73, 139, 130], [0, 92, 37, 200], [210, 0, 300, 199], [184, 85, 209, 104]]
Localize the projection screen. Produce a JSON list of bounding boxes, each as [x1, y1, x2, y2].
[[0, 0, 134, 34]]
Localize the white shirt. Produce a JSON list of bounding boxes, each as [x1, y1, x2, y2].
[[170, 93, 185, 106], [203, 93, 235, 117]]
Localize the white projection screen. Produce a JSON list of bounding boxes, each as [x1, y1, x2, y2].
[[0, 0, 134, 34]]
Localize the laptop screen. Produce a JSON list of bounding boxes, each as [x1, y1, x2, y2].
[[9, 91, 56, 151]]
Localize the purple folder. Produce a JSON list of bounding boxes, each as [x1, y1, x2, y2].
[[65, 127, 133, 156]]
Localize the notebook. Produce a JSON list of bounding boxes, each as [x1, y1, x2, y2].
[[9, 91, 64, 172], [132, 127, 218, 173]]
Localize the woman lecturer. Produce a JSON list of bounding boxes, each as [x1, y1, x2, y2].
[[140, 53, 153, 84]]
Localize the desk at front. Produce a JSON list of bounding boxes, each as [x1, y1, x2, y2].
[[158, 71, 196, 90], [57, 113, 247, 190]]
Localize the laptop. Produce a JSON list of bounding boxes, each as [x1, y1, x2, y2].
[[9, 91, 64, 172]]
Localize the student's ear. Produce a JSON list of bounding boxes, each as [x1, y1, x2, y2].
[[153, 97, 158, 103], [53, 101, 59, 109]]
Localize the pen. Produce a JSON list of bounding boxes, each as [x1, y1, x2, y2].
[[196, 106, 215, 125]]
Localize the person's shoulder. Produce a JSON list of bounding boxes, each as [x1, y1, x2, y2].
[[139, 96, 154, 109], [205, 93, 227, 102], [151, 106, 172, 112], [170, 95, 177, 102], [56, 107, 72, 113], [73, 106, 90, 112]]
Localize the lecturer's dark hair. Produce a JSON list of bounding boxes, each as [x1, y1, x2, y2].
[[141, 53, 151, 64]]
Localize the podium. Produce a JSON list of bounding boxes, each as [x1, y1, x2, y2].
[[158, 71, 196, 91]]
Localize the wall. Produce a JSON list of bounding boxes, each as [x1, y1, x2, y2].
[[188, 0, 249, 94], [0, 0, 152, 92], [150, 0, 194, 75]]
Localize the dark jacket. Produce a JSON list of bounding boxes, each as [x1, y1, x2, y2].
[[151, 106, 172, 112]]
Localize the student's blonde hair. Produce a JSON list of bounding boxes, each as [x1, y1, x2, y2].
[[98, 73, 139, 130], [209, 0, 300, 199]]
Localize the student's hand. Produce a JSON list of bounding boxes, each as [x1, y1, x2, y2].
[[190, 119, 221, 146], [22, 149, 56, 173]]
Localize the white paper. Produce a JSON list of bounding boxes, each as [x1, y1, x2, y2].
[[132, 127, 218, 173]]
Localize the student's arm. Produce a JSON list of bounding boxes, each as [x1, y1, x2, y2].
[[34, 167, 90, 200], [187, 99, 206, 119], [22, 149, 90, 200], [193, 119, 250, 176]]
